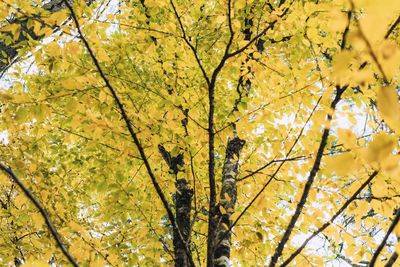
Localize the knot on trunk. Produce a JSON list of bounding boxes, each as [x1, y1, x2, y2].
[[175, 179, 193, 204], [158, 144, 184, 175], [226, 137, 245, 158]]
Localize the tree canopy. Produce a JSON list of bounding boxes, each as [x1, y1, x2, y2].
[[0, 0, 400, 266]]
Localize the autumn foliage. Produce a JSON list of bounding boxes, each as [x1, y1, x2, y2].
[[0, 0, 400, 266]]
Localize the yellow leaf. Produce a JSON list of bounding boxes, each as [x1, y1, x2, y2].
[[29, 163, 37, 172], [99, 90, 107, 103], [324, 152, 358, 176], [93, 127, 103, 138], [97, 48, 110, 62], [48, 10, 68, 25], [90, 259, 107, 267], [377, 86, 400, 133], [63, 78, 77, 90], [362, 133, 397, 165], [223, 193, 231, 202], [219, 205, 227, 214], [379, 40, 400, 81], [15, 194, 27, 207], [55, 202, 64, 214], [107, 254, 119, 264], [66, 98, 78, 112], [358, 0, 400, 42], [46, 42, 61, 56], [332, 51, 353, 84], [68, 221, 84, 233], [395, 223, 400, 237], [372, 178, 388, 198], [216, 16, 225, 24], [145, 0, 158, 7], [236, 0, 246, 9], [24, 259, 48, 267], [380, 40, 397, 60], [326, 9, 348, 32], [1, 23, 21, 40], [381, 154, 400, 176], [395, 243, 400, 254], [32, 213, 44, 229], [0, 92, 14, 101], [165, 22, 176, 32], [337, 129, 357, 149]]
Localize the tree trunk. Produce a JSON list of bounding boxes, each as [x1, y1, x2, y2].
[[213, 137, 245, 267], [174, 179, 193, 267], [158, 145, 193, 266]]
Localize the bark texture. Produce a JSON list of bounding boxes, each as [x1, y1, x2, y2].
[[174, 179, 193, 267], [213, 137, 245, 267], [158, 145, 193, 267]]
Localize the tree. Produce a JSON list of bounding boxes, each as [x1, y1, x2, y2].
[[0, 0, 399, 266]]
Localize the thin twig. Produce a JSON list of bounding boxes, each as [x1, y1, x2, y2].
[[385, 16, 400, 39], [170, 0, 210, 86]]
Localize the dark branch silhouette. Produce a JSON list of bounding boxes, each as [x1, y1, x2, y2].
[[0, 163, 78, 266], [269, 86, 346, 267], [281, 171, 379, 266], [370, 208, 400, 266], [63, 1, 195, 266]]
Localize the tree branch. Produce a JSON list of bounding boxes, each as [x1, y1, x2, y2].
[[384, 251, 398, 267], [238, 155, 308, 182], [340, 10, 352, 49], [350, 0, 388, 83], [370, 208, 400, 266], [385, 16, 400, 39], [217, 94, 323, 250], [280, 171, 379, 266], [227, 20, 276, 58], [0, 163, 78, 266], [63, 1, 195, 266], [170, 0, 210, 86], [269, 86, 346, 267]]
